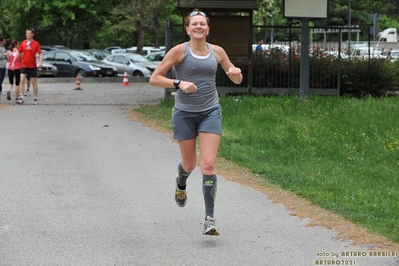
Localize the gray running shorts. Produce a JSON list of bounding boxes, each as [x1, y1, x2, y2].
[[171, 105, 222, 140]]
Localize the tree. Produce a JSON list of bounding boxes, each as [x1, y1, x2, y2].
[[2, 0, 398, 51], [253, 0, 276, 43], [105, 0, 180, 52], [1, 0, 120, 48]]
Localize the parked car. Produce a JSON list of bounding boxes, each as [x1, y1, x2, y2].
[[111, 46, 163, 56], [351, 47, 386, 60], [102, 53, 158, 77], [387, 50, 399, 62], [40, 45, 67, 52], [126, 46, 163, 56], [5, 60, 58, 77], [37, 60, 58, 77], [126, 53, 160, 69], [104, 46, 124, 53], [144, 51, 177, 77], [320, 51, 349, 60], [85, 49, 111, 60], [42, 50, 118, 77], [145, 51, 165, 62], [41, 45, 58, 52]]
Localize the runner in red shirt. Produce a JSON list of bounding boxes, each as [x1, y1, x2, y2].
[[12, 28, 43, 105]]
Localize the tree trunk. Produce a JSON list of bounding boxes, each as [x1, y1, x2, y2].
[[153, 11, 160, 48], [263, 16, 268, 43], [136, 1, 146, 54]]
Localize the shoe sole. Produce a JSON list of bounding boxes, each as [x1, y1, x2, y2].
[[175, 189, 187, 207], [203, 227, 220, 236]]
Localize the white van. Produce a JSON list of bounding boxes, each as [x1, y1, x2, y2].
[[378, 28, 398, 43]]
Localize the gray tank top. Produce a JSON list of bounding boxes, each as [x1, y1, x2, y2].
[[174, 42, 219, 112]]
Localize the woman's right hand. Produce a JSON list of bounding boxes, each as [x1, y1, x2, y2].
[[179, 81, 197, 94]]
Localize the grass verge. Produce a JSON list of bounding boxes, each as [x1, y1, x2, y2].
[[127, 94, 399, 248]]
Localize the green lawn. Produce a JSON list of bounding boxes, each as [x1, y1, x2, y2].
[[134, 95, 399, 243]]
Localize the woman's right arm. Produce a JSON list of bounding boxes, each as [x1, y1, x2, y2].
[[149, 44, 183, 89]]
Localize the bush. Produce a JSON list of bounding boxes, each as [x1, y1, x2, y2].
[[340, 58, 399, 97], [215, 51, 399, 98]]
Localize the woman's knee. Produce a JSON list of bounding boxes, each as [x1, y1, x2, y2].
[[200, 157, 216, 172], [182, 161, 197, 172], [181, 155, 197, 172]]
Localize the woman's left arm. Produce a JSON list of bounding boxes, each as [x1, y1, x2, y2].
[[213, 45, 243, 85]]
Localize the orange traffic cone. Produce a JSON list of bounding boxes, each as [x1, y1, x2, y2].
[[74, 74, 82, 90], [122, 71, 129, 86]]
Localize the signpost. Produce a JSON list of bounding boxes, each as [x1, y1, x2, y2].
[[369, 13, 381, 42], [283, 0, 329, 101]]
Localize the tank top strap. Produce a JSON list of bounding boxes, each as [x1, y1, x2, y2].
[[183, 42, 190, 57]]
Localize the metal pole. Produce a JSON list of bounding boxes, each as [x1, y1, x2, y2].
[[269, 11, 275, 43], [338, 29, 342, 97], [348, 0, 351, 58], [165, 20, 172, 53], [300, 18, 310, 102], [373, 14, 376, 44], [164, 20, 174, 100], [271, 15, 274, 43]]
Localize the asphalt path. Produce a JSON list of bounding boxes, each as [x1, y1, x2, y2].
[[0, 80, 398, 266]]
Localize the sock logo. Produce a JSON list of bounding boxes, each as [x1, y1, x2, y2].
[[204, 180, 214, 187]]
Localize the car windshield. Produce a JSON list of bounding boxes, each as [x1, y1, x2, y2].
[[126, 53, 149, 62], [70, 51, 98, 62], [147, 53, 165, 61]]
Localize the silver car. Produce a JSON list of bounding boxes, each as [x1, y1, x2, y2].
[[5, 60, 58, 77], [102, 53, 158, 77], [37, 60, 58, 77], [388, 50, 399, 62]]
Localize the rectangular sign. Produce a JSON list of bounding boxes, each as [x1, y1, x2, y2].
[[283, 0, 329, 19], [178, 0, 258, 9]]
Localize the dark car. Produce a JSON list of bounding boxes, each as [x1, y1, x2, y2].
[[42, 50, 118, 77]]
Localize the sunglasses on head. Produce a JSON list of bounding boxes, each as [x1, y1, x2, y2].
[[189, 11, 207, 17]]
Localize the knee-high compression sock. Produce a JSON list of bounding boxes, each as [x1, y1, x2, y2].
[[202, 174, 218, 218], [177, 163, 191, 190]]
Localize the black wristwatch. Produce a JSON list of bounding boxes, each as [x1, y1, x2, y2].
[[173, 79, 181, 89]]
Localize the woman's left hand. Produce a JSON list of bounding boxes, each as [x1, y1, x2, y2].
[[226, 66, 242, 84], [226, 67, 241, 77]]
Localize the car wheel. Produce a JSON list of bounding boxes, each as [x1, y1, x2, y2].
[[76, 69, 86, 77], [132, 70, 144, 77]]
